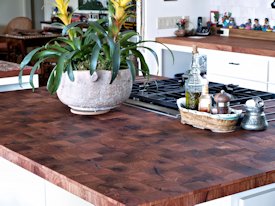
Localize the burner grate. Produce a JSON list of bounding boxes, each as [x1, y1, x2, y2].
[[129, 78, 275, 111]]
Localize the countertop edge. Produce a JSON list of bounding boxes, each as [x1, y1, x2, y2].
[[0, 145, 125, 206], [156, 36, 275, 57], [1, 144, 275, 206]]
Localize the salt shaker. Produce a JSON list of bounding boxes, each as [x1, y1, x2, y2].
[[241, 97, 268, 131]]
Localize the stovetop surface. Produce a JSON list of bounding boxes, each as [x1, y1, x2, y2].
[[128, 78, 275, 113]]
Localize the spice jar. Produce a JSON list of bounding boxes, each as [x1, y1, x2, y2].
[[214, 90, 231, 114]]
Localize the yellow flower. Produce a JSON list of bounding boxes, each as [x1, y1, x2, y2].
[[110, 0, 132, 21], [54, 0, 71, 25]]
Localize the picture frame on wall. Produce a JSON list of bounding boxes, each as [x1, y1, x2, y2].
[[78, 0, 108, 10]]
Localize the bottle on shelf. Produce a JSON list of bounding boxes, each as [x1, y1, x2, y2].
[[198, 77, 212, 113], [185, 45, 203, 110]]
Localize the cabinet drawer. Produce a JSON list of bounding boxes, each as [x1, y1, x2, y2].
[[208, 74, 268, 92], [207, 51, 268, 82]]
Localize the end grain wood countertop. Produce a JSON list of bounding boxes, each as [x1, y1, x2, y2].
[[1, 88, 275, 206], [156, 36, 275, 57]]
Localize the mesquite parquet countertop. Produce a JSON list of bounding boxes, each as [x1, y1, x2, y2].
[[1, 88, 275, 206], [156, 36, 275, 57]]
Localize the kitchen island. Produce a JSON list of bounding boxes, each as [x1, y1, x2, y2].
[[0, 88, 275, 206]]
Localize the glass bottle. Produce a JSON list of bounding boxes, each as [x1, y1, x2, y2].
[[185, 45, 203, 110], [198, 77, 212, 113]]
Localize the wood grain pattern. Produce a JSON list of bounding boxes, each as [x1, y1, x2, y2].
[[156, 36, 275, 57], [0, 88, 275, 206], [229, 29, 275, 41]]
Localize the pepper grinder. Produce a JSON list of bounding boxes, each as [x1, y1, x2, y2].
[[214, 90, 231, 114], [241, 97, 268, 131]]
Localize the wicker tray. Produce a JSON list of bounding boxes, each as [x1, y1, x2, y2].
[[177, 98, 242, 133]]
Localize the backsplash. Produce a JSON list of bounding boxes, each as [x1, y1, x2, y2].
[[208, 0, 275, 27]]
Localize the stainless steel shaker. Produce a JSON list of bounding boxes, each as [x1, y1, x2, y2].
[[241, 97, 268, 131]]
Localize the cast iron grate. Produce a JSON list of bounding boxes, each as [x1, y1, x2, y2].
[[129, 78, 275, 110]]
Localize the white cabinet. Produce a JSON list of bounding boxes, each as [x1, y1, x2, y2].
[[45, 181, 94, 206], [195, 183, 275, 206], [0, 157, 94, 206], [268, 59, 275, 93], [206, 50, 269, 92], [0, 157, 46, 206]]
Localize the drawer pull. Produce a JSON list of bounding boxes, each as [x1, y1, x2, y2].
[[229, 62, 240, 65]]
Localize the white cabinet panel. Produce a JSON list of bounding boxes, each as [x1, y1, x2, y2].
[[207, 51, 268, 82], [269, 59, 275, 83], [207, 73, 268, 92], [45, 181, 94, 206], [232, 183, 275, 206], [0, 157, 46, 206]]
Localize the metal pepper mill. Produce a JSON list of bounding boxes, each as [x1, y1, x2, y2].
[[241, 97, 268, 131]]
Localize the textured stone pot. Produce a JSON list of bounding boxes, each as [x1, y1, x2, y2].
[[57, 69, 133, 115]]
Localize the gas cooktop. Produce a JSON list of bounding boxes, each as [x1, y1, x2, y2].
[[125, 78, 275, 118]]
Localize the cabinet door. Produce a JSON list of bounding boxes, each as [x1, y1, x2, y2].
[[0, 157, 46, 206], [231, 183, 275, 206], [45, 181, 94, 206]]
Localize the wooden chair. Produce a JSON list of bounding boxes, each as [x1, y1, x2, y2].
[[0, 17, 33, 61]]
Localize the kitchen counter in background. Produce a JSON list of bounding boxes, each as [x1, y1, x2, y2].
[[156, 36, 275, 57], [1, 88, 275, 206]]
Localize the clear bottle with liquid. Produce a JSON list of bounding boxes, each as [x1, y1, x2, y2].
[[185, 45, 203, 110]]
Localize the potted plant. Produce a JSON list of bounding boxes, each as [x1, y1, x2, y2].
[[19, 0, 172, 115]]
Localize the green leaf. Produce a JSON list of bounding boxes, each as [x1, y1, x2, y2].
[[33, 50, 61, 60], [126, 59, 136, 81], [137, 45, 159, 66], [119, 31, 138, 46], [73, 37, 82, 50], [47, 54, 66, 94], [110, 43, 121, 84], [90, 43, 101, 75], [29, 59, 44, 90], [20, 47, 42, 69], [62, 22, 83, 36], [131, 49, 150, 77], [53, 37, 75, 49], [67, 63, 75, 82]]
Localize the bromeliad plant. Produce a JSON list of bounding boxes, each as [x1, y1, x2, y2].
[[20, 0, 172, 94]]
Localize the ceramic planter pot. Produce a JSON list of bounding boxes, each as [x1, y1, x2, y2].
[[56, 69, 133, 115]]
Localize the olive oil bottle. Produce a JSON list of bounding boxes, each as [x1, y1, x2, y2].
[[185, 45, 203, 110]]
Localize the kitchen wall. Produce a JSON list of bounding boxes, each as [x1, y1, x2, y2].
[[206, 0, 275, 27]]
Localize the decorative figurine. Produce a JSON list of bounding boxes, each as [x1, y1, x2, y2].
[[262, 18, 271, 31], [221, 12, 232, 28], [245, 18, 252, 30], [228, 17, 236, 29], [253, 18, 262, 31]]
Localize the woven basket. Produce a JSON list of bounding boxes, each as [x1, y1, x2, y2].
[[177, 98, 242, 133]]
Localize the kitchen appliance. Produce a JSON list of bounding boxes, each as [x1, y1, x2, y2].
[[125, 77, 275, 120]]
